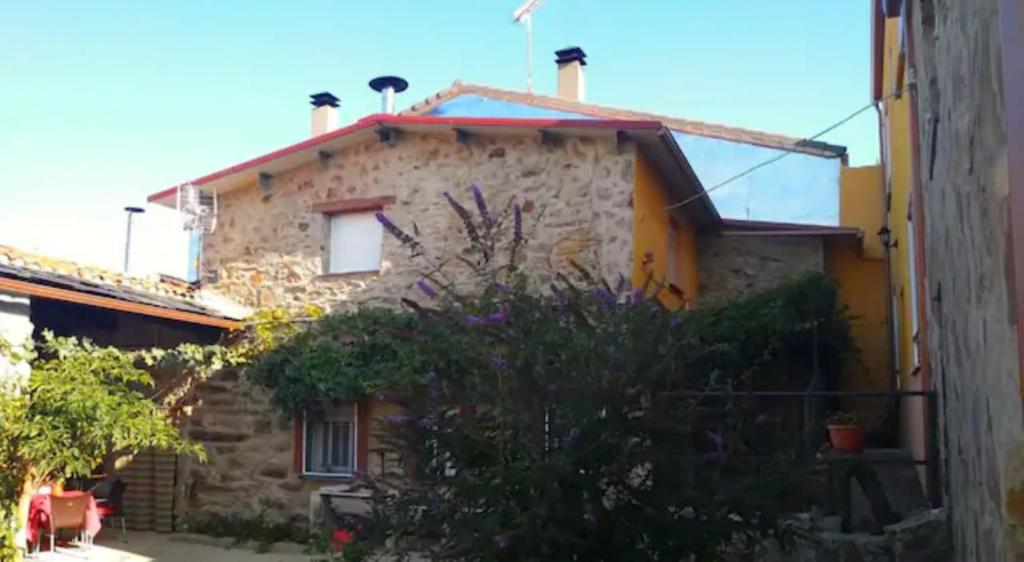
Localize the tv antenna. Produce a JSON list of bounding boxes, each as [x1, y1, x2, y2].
[[176, 183, 218, 235], [176, 183, 218, 281], [513, 0, 545, 93]]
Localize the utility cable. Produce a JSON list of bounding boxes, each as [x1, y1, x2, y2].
[[665, 85, 910, 212]]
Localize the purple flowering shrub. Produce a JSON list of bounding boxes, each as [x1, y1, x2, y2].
[[249, 186, 852, 561], [355, 187, 848, 561]]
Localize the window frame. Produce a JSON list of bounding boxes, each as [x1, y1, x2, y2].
[[326, 211, 384, 275], [301, 403, 359, 478]]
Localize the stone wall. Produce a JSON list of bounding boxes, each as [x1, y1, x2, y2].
[[177, 370, 405, 526], [202, 132, 636, 311], [179, 371, 309, 526], [697, 234, 824, 302], [907, 1, 1024, 559], [185, 132, 637, 525]]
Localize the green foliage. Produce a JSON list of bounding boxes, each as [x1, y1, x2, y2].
[[191, 511, 308, 552], [679, 272, 852, 391], [247, 308, 435, 414], [826, 411, 859, 426], [15, 332, 205, 481], [0, 332, 213, 558], [362, 283, 830, 561], [0, 393, 29, 560], [245, 186, 856, 561]]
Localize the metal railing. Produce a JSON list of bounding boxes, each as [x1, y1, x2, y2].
[[665, 388, 941, 509]]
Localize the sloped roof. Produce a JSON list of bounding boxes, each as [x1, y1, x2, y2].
[[147, 114, 721, 227], [402, 82, 848, 159], [718, 218, 862, 237], [0, 245, 244, 328]]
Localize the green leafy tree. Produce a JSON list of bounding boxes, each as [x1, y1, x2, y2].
[[0, 332, 206, 560]]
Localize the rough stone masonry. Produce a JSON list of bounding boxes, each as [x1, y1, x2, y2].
[[201, 132, 636, 312], [181, 131, 637, 525], [908, 0, 1024, 560]]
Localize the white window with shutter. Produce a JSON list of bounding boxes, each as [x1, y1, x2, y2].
[[328, 212, 383, 274]]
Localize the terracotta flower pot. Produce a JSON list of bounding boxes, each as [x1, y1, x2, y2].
[[827, 425, 864, 453]]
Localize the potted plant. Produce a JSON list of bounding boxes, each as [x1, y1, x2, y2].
[[826, 412, 864, 453]]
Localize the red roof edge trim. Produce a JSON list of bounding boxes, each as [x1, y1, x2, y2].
[[148, 115, 664, 203]]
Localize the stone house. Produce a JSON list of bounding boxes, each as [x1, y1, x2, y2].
[[142, 62, 891, 526]]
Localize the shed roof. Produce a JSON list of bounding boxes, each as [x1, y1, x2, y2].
[[0, 245, 244, 329]]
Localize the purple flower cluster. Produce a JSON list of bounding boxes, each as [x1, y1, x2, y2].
[[375, 212, 417, 247], [464, 305, 509, 326], [471, 184, 492, 228], [486, 304, 509, 324], [383, 415, 412, 426], [594, 287, 615, 309], [416, 280, 438, 299], [513, 203, 523, 246], [443, 191, 481, 245]]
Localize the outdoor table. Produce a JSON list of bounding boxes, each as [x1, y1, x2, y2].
[[27, 490, 102, 548]]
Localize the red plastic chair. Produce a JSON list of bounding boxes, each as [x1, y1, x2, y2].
[[37, 494, 92, 555], [95, 479, 126, 536]]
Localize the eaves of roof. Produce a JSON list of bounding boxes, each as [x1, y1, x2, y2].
[[402, 82, 849, 159]]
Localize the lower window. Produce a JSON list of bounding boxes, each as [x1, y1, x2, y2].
[[303, 403, 357, 476]]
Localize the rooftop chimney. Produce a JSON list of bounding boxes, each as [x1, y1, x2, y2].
[[310, 92, 340, 137], [555, 47, 586, 102], [369, 76, 409, 114]]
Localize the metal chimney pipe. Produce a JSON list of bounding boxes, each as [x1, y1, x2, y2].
[[369, 76, 409, 114], [123, 206, 146, 273]]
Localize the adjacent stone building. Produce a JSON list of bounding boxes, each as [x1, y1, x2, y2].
[[875, 0, 1024, 559]]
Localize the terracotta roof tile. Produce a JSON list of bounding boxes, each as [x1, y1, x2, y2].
[[402, 82, 848, 159], [0, 245, 244, 320]]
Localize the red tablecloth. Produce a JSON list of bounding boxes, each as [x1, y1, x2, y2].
[[27, 491, 102, 547]]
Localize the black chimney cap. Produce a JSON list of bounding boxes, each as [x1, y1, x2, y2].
[[369, 76, 409, 93], [310, 92, 340, 108], [555, 47, 587, 66]]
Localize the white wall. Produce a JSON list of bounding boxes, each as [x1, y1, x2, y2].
[[0, 291, 32, 393]]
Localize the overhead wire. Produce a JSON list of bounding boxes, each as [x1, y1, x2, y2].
[[664, 85, 911, 212]]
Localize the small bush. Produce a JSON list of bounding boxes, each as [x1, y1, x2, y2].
[[190, 511, 308, 553]]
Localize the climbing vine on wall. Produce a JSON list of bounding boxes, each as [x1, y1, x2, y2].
[[241, 186, 856, 560]]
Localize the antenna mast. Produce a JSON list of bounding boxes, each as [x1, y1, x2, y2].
[[513, 0, 545, 93]]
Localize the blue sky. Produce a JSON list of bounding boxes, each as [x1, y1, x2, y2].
[[0, 1, 876, 277]]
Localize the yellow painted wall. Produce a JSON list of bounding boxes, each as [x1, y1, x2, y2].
[[632, 151, 699, 309], [839, 165, 885, 259], [881, 17, 918, 388], [829, 163, 890, 424], [878, 15, 926, 463], [825, 237, 889, 424]]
